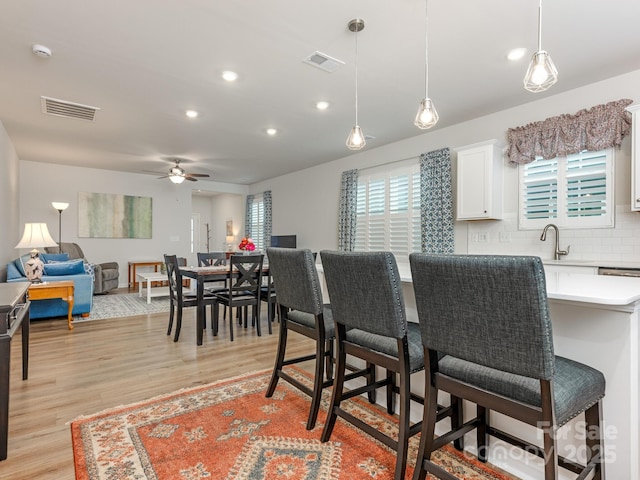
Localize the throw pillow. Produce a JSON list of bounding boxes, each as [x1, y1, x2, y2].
[[43, 259, 86, 276], [41, 252, 70, 264], [15, 253, 32, 277], [84, 263, 96, 282]]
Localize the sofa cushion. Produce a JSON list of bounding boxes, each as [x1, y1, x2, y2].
[[7, 261, 23, 280], [41, 252, 70, 263], [43, 259, 86, 276]]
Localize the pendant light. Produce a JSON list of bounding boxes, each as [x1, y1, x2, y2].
[[414, 0, 438, 129], [346, 19, 366, 150], [523, 0, 557, 93]]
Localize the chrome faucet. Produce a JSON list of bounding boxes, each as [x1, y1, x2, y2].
[[540, 224, 570, 260]]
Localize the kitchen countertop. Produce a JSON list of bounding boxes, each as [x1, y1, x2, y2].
[[542, 258, 640, 269], [544, 271, 640, 305], [391, 262, 640, 306]]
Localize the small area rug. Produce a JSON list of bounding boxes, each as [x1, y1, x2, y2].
[[73, 293, 170, 322], [71, 368, 515, 480]]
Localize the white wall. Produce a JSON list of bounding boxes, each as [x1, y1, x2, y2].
[[0, 121, 20, 270], [250, 69, 640, 264], [192, 193, 243, 253], [18, 161, 247, 286]]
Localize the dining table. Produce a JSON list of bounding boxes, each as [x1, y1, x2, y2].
[[180, 263, 269, 346]]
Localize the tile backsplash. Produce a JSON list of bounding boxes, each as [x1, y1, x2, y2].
[[464, 204, 640, 264]]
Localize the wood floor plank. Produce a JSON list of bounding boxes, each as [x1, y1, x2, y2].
[[3, 302, 313, 479]]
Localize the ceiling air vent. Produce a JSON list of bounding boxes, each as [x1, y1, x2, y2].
[[41, 96, 100, 121], [302, 51, 344, 73]]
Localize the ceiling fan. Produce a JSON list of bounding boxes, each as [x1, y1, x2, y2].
[[146, 159, 210, 184]]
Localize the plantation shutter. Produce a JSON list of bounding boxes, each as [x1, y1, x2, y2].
[[565, 151, 608, 218], [522, 158, 558, 221]]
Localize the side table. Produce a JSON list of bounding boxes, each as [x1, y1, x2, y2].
[[28, 281, 75, 330], [137, 271, 170, 304]]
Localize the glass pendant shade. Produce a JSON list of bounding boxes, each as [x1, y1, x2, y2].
[[414, 98, 439, 129], [170, 174, 186, 184], [346, 125, 366, 150], [524, 50, 558, 92]]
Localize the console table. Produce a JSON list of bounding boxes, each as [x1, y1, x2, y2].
[[0, 282, 30, 461], [28, 281, 74, 330]]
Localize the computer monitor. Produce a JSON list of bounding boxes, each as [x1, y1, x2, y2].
[[270, 235, 297, 248]]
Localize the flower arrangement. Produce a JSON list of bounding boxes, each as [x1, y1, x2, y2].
[[238, 237, 255, 251]]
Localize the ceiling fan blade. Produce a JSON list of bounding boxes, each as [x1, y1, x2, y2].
[[188, 173, 210, 178], [184, 176, 198, 181], [156, 175, 170, 179]]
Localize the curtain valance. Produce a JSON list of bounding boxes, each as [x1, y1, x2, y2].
[[506, 98, 633, 166]]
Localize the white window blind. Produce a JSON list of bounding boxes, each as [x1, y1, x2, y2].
[[519, 149, 613, 229], [355, 162, 421, 261], [249, 196, 265, 251]]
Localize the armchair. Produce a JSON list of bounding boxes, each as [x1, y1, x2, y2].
[[45, 242, 119, 294]]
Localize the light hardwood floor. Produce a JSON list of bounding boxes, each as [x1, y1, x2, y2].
[[4, 301, 312, 479]]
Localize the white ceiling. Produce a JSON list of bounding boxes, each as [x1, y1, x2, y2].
[[1, 0, 639, 185]]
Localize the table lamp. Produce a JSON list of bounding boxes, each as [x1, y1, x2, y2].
[[15, 223, 58, 282]]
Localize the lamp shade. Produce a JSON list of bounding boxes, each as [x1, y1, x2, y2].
[[15, 223, 57, 250], [51, 202, 69, 211]]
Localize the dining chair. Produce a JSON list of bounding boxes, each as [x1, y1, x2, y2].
[[164, 254, 217, 342], [212, 253, 264, 341], [319, 250, 460, 480], [409, 254, 606, 480], [265, 247, 373, 430], [197, 251, 228, 314]]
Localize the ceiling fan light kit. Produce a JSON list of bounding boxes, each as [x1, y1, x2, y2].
[[144, 158, 210, 183]]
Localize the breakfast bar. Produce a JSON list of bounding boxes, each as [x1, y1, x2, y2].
[[318, 263, 640, 479]]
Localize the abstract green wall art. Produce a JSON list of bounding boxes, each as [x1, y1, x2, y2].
[[78, 192, 152, 238]]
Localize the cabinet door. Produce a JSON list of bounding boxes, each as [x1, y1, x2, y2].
[[456, 140, 503, 220], [629, 104, 640, 211]]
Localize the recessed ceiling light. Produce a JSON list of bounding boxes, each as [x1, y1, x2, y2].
[[316, 101, 330, 110], [266, 128, 278, 136], [222, 71, 238, 82], [507, 48, 527, 61], [185, 110, 199, 118]]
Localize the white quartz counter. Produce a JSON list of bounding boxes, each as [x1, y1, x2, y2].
[[392, 263, 640, 306]]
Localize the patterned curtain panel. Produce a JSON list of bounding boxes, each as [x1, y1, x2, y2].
[[420, 148, 454, 254], [263, 190, 272, 248], [338, 169, 359, 251], [244, 194, 254, 237], [507, 99, 633, 165]]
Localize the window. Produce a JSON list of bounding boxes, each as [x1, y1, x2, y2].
[[519, 149, 614, 229], [248, 196, 265, 251], [355, 162, 421, 261]]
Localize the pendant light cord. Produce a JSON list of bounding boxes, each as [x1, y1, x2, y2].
[[355, 25, 359, 125], [424, 0, 429, 99], [537, 0, 543, 52]]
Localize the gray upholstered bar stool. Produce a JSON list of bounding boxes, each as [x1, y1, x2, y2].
[[320, 250, 460, 480], [265, 247, 373, 430], [409, 254, 606, 480]]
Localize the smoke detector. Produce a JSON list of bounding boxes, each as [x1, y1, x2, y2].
[[32, 44, 52, 58]]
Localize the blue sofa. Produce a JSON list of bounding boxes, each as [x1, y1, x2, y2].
[[6, 254, 93, 319]]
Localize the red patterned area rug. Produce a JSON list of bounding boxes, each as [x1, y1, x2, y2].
[[71, 368, 516, 480]]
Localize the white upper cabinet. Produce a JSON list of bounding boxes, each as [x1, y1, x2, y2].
[[456, 139, 504, 220], [628, 104, 640, 211]]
